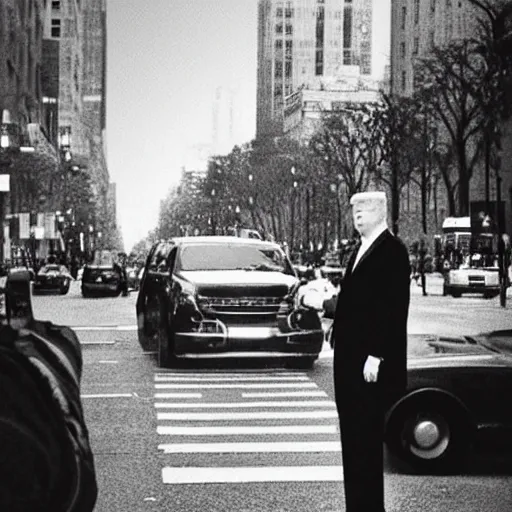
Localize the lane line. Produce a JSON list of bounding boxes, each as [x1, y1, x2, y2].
[[154, 375, 310, 382], [158, 441, 341, 454], [242, 391, 327, 397], [162, 466, 343, 484], [154, 383, 318, 389], [157, 425, 338, 436], [156, 410, 338, 421], [154, 400, 335, 409], [99, 360, 118, 364], [154, 393, 203, 399]]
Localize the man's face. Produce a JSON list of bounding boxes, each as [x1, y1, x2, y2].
[[352, 201, 383, 237]]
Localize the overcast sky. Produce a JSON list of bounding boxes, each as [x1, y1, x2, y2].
[[106, 0, 391, 252]]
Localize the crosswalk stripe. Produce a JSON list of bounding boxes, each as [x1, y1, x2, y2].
[[154, 400, 335, 409], [162, 466, 343, 484], [157, 410, 338, 421], [154, 382, 317, 389], [157, 425, 337, 435], [242, 391, 327, 397], [154, 375, 310, 381], [158, 441, 341, 454], [155, 372, 308, 377], [154, 393, 203, 399]]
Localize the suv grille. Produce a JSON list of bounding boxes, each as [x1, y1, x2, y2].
[[197, 296, 283, 314]]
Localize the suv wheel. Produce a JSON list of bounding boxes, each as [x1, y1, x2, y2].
[[158, 304, 176, 368]]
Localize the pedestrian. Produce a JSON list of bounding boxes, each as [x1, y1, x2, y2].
[[331, 191, 410, 512]]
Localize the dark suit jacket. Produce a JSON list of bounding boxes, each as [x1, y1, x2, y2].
[[333, 229, 411, 408]]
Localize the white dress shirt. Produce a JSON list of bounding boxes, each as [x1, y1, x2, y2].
[[352, 221, 389, 270]]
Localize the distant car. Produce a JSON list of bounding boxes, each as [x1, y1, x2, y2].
[[384, 331, 512, 473], [136, 236, 324, 368], [443, 267, 500, 298], [81, 250, 125, 298], [32, 264, 72, 295]]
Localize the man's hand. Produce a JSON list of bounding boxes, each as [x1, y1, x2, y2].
[[363, 355, 382, 383]]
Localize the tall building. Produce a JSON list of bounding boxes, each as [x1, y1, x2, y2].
[[390, 0, 476, 97], [256, 0, 373, 137]]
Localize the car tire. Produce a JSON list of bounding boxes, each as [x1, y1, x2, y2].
[[385, 397, 470, 474], [138, 296, 160, 352], [451, 291, 462, 298], [60, 281, 70, 295], [157, 301, 177, 369], [483, 292, 499, 299], [82, 288, 91, 298]]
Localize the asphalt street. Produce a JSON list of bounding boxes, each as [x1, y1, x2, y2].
[[29, 277, 512, 512]]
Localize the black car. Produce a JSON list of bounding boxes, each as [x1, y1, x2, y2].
[[136, 236, 324, 368], [32, 264, 72, 295], [385, 331, 512, 473], [81, 250, 125, 298]]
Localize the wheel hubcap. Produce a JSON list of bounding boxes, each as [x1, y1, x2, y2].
[[413, 420, 440, 449]]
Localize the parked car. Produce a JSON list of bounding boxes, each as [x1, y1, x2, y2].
[[81, 250, 125, 298], [384, 330, 512, 473], [136, 236, 324, 368], [443, 266, 500, 298], [32, 264, 72, 295]]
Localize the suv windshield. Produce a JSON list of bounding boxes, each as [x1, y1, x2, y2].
[[179, 243, 292, 273]]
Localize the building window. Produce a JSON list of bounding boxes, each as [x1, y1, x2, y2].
[[285, 39, 293, 58], [401, 6, 407, 30], [275, 39, 283, 51], [285, 7, 293, 17], [343, 5, 352, 49], [285, 23, 293, 35], [276, 23, 283, 34], [430, 0, 436, 13], [400, 41, 406, 58], [276, 7, 283, 17], [52, 1, 61, 9], [343, 49, 352, 65], [413, 36, 419, 55], [414, 0, 420, 24], [401, 70, 407, 91], [51, 18, 61, 38], [285, 61, 292, 78], [275, 60, 283, 78], [429, 30, 435, 48]]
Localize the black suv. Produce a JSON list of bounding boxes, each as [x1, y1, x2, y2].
[[136, 236, 324, 368]]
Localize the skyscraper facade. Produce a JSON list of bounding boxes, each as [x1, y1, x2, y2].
[[390, 0, 476, 97], [256, 0, 373, 137]]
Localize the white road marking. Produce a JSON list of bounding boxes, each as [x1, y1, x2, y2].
[[154, 375, 310, 382], [157, 425, 337, 436], [158, 441, 341, 454], [242, 391, 328, 397], [80, 341, 116, 345], [155, 372, 308, 377], [157, 410, 338, 421], [154, 383, 318, 389], [70, 325, 137, 332], [154, 393, 203, 399], [162, 466, 343, 484], [81, 393, 133, 399], [99, 360, 119, 364], [154, 400, 335, 409]]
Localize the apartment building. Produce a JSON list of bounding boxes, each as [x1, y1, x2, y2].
[[256, 0, 373, 137]]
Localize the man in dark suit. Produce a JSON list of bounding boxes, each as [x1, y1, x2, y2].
[[332, 191, 410, 512]]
